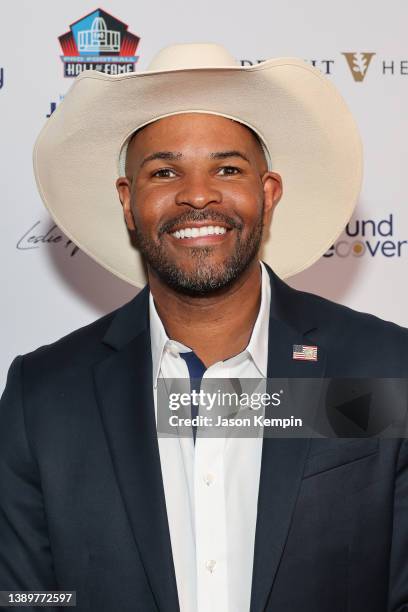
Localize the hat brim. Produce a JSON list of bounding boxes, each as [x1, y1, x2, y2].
[[33, 58, 363, 287]]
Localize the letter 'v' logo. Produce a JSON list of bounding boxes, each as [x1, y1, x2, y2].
[[342, 52, 376, 82]]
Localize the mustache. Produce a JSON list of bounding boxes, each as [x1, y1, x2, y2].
[[159, 210, 243, 235]]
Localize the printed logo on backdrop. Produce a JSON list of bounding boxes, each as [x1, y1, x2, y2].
[[47, 94, 65, 118], [17, 221, 79, 257], [59, 8, 140, 77], [242, 53, 408, 79], [241, 59, 336, 75], [324, 214, 408, 258], [342, 52, 376, 82]]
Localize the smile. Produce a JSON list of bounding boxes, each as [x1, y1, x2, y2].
[[170, 225, 229, 239]]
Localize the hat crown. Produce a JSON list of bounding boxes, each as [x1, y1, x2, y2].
[[147, 42, 239, 71]]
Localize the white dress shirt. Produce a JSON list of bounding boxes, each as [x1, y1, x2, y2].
[[149, 260, 271, 612]]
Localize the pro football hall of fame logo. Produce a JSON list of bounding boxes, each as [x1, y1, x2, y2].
[[59, 8, 140, 77]]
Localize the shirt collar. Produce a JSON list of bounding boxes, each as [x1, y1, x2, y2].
[[245, 260, 270, 378], [149, 260, 271, 386]]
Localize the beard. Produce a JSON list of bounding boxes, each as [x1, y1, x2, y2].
[[133, 206, 264, 296]]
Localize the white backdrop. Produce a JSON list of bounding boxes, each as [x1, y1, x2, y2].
[[1, 0, 408, 390]]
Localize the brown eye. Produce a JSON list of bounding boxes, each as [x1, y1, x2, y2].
[[152, 168, 177, 178], [217, 166, 241, 176]]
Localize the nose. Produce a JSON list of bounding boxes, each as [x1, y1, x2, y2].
[[175, 173, 222, 209]]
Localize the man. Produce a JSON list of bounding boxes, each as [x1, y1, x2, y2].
[[1, 43, 408, 612]]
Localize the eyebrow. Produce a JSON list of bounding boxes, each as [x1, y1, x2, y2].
[[210, 150, 250, 163], [140, 150, 250, 168], [140, 151, 182, 167]]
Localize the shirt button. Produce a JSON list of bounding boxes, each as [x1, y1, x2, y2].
[[203, 473, 215, 486], [205, 560, 217, 573]]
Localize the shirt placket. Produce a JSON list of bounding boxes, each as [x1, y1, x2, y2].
[[194, 364, 229, 612], [194, 436, 228, 611]]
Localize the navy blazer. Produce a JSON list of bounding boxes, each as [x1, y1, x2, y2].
[[1, 262, 408, 612]]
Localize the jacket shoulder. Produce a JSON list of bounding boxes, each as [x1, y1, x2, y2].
[[297, 286, 408, 339], [17, 286, 147, 376], [290, 285, 408, 375], [21, 309, 117, 371], [266, 261, 408, 344]]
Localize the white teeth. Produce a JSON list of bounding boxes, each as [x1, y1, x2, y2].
[[170, 225, 228, 239]]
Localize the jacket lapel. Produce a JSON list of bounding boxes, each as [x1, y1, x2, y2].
[[93, 286, 180, 612], [250, 264, 327, 612]]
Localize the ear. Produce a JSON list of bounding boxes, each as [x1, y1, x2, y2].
[[116, 177, 136, 231], [262, 172, 283, 226]]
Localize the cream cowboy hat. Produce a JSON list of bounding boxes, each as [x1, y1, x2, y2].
[[33, 42, 363, 287]]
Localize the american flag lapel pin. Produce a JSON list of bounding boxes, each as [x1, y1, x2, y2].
[[292, 344, 318, 361]]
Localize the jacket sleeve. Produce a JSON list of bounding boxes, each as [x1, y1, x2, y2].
[[0, 356, 57, 598], [388, 439, 408, 612]]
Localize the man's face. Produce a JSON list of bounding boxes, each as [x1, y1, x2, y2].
[[116, 113, 282, 295]]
